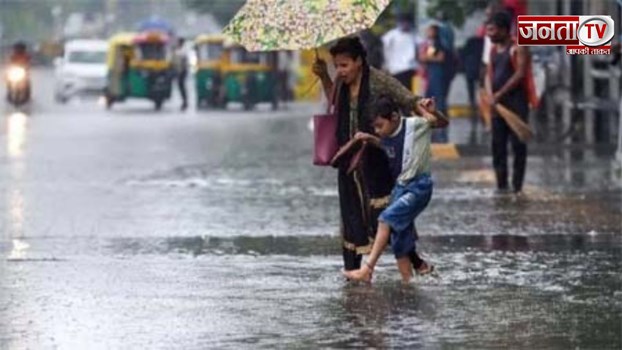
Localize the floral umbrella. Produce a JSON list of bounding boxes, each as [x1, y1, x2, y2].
[[223, 0, 391, 51]]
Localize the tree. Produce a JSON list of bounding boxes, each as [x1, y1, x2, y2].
[[183, 0, 246, 26], [426, 0, 489, 27]]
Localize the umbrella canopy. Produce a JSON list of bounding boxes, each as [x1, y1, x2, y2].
[[223, 0, 391, 51]]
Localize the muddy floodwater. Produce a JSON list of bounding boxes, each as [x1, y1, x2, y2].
[[1, 69, 620, 349]]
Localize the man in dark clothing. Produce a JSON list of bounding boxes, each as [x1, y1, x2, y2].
[[486, 11, 529, 194], [174, 38, 189, 111], [461, 36, 484, 134]]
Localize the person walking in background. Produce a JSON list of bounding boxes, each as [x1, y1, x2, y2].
[[436, 11, 456, 103], [502, 0, 527, 36], [420, 23, 450, 143], [486, 11, 530, 194], [173, 38, 189, 111], [360, 29, 384, 70], [277, 51, 294, 103], [382, 14, 419, 90], [462, 36, 485, 137]]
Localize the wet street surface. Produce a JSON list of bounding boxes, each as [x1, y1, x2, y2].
[[0, 69, 620, 349]]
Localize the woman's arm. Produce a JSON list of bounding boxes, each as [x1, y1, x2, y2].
[[319, 73, 334, 100], [312, 58, 333, 100], [371, 68, 422, 114]]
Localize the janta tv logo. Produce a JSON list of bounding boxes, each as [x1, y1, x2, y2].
[[517, 15, 615, 55]]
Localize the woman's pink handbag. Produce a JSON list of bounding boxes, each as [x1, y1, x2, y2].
[[313, 82, 340, 166]]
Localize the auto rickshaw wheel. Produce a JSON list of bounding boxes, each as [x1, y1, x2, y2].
[[243, 94, 253, 111], [105, 96, 114, 110], [154, 99, 163, 111], [271, 96, 279, 111]]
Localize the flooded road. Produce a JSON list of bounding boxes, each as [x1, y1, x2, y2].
[[0, 69, 620, 349]]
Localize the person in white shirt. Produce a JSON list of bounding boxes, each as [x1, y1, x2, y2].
[[173, 38, 189, 111], [382, 14, 419, 89]]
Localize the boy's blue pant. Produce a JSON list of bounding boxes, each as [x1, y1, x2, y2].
[[378, 173, 433, 259]]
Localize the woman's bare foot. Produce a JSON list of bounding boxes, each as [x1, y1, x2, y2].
[[342, 264, 373, 282]]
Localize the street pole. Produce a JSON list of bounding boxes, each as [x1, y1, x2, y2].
[[618, 1, 622, 168], [616, 7, 622, 169], [618, 95, 621, 168]]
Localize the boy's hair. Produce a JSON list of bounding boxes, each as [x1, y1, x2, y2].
[[487, 11, 512, 32], [371, 95, 399, 121]]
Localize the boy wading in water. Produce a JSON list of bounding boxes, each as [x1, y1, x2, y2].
[[342, 95, 448, 283]]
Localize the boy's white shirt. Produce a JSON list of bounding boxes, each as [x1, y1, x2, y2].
[[395, 117, 432, 184]]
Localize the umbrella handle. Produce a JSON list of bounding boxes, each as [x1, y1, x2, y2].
[[300, 77, 320, 98]]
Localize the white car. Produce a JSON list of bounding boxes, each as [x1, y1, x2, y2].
[[54, 39, 108, 103]]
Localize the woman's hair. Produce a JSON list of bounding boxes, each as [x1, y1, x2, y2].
[[371, 95, 399, 120], [329, 36, 367, 62], [427, 23, 440, 36]]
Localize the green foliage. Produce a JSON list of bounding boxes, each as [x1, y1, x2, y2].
[[426, 0, 489, 27], [0, 0, 103, 41], [183, 0, 246, 25]]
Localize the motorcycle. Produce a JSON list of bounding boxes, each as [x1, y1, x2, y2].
[[5, 64, 31, 107]]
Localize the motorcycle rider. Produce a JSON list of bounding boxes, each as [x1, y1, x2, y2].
[[6, 41, 32, 101], [8, 42, 31, 67]]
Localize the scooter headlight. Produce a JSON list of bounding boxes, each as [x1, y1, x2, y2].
[[7, 66, 26, 83]]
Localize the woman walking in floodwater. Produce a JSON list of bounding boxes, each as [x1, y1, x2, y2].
[[312, 37, 434, 273]]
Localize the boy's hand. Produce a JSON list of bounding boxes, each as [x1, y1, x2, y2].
[[415, 98, 436, 116], [422, 98, 437, 113], [416, 100, 449, 129], [354, 132, 372, 142], [415, 99, 432, 116], [490, 92, 501, 107]]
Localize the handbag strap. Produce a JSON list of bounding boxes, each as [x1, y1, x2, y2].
[[327, 79, 342, 114]]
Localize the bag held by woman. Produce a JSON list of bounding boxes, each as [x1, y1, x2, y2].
[[313, 82, 340, 166]]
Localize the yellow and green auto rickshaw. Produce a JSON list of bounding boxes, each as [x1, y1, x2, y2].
[[221, 43, 279, 110], [194, 34, 227, 109], [104, 32, 173, 111]]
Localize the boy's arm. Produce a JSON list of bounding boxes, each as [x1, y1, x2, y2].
[[416, 100, 449, 129], [354, 132, 382, 148], [421, 111, 449, 129]]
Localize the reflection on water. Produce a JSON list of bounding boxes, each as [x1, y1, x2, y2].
[[106, 233, 620, 259], [7, 238, 30, 261], [7, 112, 27, 159], [8, 189, 24, 237], [319, 283, 440, 349], [5, 112, 29, 257], [6, 189, 27, 260], [0, 103, 620, 348]]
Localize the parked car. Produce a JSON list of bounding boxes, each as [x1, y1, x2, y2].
[[54, 39, 108, 103]]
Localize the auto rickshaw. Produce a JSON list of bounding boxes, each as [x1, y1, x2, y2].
[[194, 34, 227, 109], [221, 43, 279, 110], [104, 32, 173, 111]]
